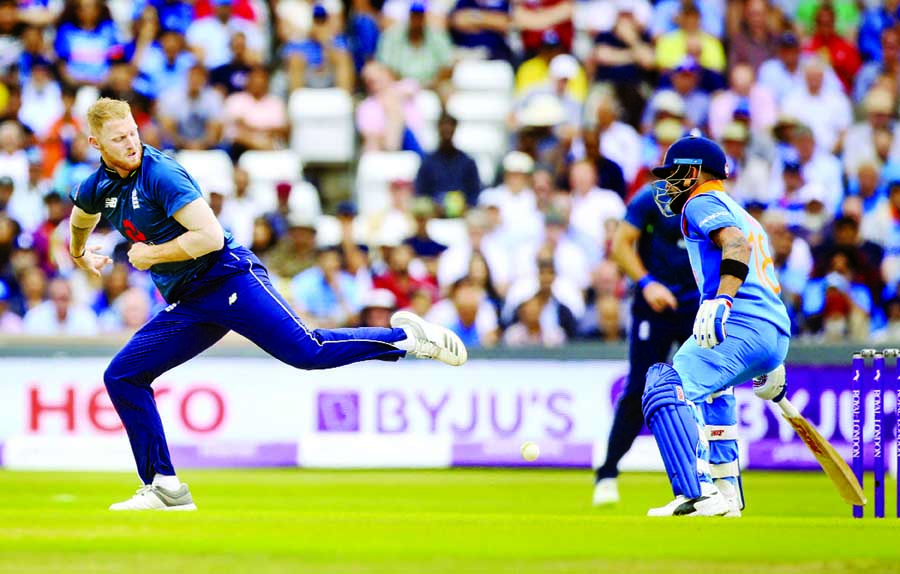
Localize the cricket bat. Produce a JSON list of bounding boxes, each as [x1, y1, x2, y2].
[[777, 398, 867, 506]]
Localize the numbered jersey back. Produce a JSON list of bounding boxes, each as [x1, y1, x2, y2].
[[681, 184, 791, 336]]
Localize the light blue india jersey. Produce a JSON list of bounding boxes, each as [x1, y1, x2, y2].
[[680, 181, 791, 336]]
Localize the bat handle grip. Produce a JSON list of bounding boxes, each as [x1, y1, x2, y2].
[[777, 398, 800, 418]]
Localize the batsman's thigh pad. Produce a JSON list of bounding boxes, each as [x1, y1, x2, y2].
[[642, 363, 703, 499]]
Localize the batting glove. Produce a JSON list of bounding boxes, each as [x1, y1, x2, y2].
[[693, 295, 733, 349]]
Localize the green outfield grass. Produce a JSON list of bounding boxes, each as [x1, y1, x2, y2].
[[1, 469, 899, 574]]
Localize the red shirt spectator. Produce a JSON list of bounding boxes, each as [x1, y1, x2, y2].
[[517, 0, 574, 56], [805, 4, 861, 91]]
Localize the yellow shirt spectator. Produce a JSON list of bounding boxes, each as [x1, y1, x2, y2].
[[515, 56, 588, 103], [655, 30, 726, 73]]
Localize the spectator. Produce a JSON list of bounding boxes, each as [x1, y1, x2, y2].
[[31, 191, 69, 275], [591, 0, 654, 122], [513, 0, 574, 58], [222, 65, 289, 158], [132, 0, 194, 36], [639, 90, 687, 137], [504, 292, 565, 347], [853, 27, 900, 105], [516, 54, 584, 140], [781, 57, 852, 154], [795, 0, 860, 37], [650, 0, 724, 39], [516, 29, 587, 103], [482, 151, 542, 249], [846, 158, 886, 218], [426, 276, 499, 348], [0, 278, 22, 333], [804, 3, 861, 93], [373, 243, 437, 309], [814, 215, 885, 308], [250, 215, 278, 259], [579, 259, 626, 341], [449, 0, 512, 61], [17, 23, 49, 83], [376, 2, 453, 89], [54, 0, 119, 86], [857, 0, 900, 63], [0, 176, 12, 218], [209, 31, 252, 96], [782, 125, 844, 215], [586, 88, 641, 185], [0, 121, 28, 193], [23, 277, 98, 335], [358, 288, 397, 328], [282, 5, 353, 93], [578, 127, 626, 199], [99, 46, 153, 128], [137, 27, 196, 100], [720, 121, 772, 208], [217, 167, 257, 247], [843, 89, 900, 177], [643, 60, 709, 131], [503, 249, 583, 336], [764, 213, 813, 334], [707, 63, 776, 141], [757, 32, 804, 104], [91, 261, 130, 316], [18, 57, 63, 140], [655, 1, 725, 73], [99, 287, 152, 333], [158, 63, 225, 151], [17, 265, 47, 316], [9, 149, 51, 234], [267, 211, 318, 280], [802, 247, 872, 342], [415, 112, 481, 209], [186, 0, 263, 69], [290, 246, 363, 328], [727, 0, 776, 72], [40, 83, 83, 180], [404, 197, 448, 260], [567, 160, 625, 257], [438, 208, 511, 295], [520, 206, 592, 290], [51, 132, 95, 195], [357, 62, 424, 153]]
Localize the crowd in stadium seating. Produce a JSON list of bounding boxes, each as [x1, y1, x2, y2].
[[1, 0, 900, 347]]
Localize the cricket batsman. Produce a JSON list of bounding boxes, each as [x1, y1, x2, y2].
[[642, 135, 790, 517], [68, 99, 467, 511], [592, 184, 699, 506]]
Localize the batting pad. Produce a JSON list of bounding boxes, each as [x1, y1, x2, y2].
[[642, 363, 704, 499]]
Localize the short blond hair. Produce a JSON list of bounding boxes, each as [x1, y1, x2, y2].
[[86, 98, 132, 136]]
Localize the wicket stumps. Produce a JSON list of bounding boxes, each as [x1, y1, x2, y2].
[[852, 348, 900, 519]]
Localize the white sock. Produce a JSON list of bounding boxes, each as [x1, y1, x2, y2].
[[152, 474, 180, 490], [395, 327, 416, 353]]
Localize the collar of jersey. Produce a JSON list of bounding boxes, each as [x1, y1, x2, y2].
[[680, 180, 725, 235], [101, 150, 143, 180]]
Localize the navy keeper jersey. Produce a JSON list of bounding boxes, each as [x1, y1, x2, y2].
[[70, 144, 238, 302], [625, 186, 699, 305]]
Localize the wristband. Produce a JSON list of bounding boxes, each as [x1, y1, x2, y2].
[[719, 259, 749, 282], [637, 275, 655, 290], [71, 250, 86, 259], [716, 294, 734, 307]]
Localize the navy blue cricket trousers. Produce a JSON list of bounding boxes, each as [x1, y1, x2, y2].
[[104, 247, 407, 484], [595, 293, 697, 480]]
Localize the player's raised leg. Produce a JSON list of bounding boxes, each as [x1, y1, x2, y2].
[[105, 303, 229, 510], [641, 363, 729, 517], [211, 251, 466, 368]]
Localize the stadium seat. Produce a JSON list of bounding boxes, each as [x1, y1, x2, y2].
[[446, 92, 512, 126], [238, 150, 303, 183], [288, 88, 355, 164], [356, 151, 421, 216], [451, 60, 514, 93], [452, 123, 505, 186], [416, 89, 443, 152], [175, 149, 234, 195]]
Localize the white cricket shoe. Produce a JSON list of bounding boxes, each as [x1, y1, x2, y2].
[[109, 483, 197, 511], [715, 479, 743, 518], [592, 478, 620, 506], [647, 482, 729, 517], [391, 311, 468, 366]]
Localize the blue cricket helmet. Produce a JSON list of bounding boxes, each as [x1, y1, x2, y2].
[[651, 135, 729, 180]]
